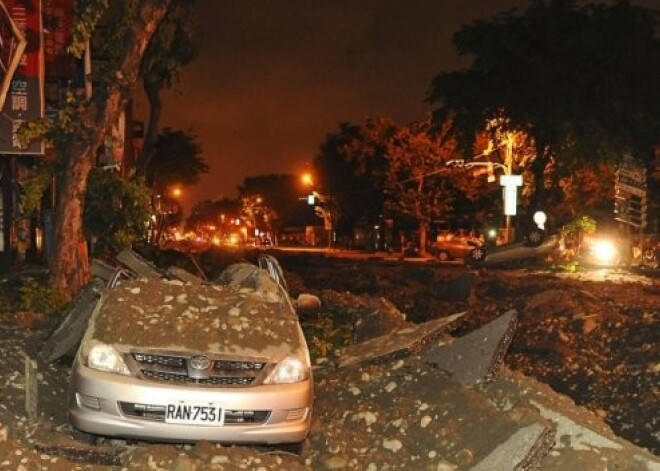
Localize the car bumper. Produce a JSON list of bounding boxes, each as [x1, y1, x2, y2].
[[69, 362, 313, 444]]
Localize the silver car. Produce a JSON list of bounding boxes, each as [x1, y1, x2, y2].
[[67, 257, 314, 445]]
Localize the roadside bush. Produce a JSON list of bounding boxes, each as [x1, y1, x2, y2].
[[0, 276, 67, 316]]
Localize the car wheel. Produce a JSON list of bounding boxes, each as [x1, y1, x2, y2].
[[525, 228, 545, 247], [437, 250, 451, 262], [467, 247, 487, 264]]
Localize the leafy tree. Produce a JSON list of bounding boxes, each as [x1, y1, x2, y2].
[[138, 1, 197, 176], [187, 198, 239, 232], [84, 169, 152, 257], [427, 0, 660, 210], [147, 127, 209, 193], [237, 174, 309, 230], [553, 163, 616, 224], [314, 120, 395, 239], [20, 1, 174, 299], [384, 119, 486, 253], [240, 194, 276, 242]]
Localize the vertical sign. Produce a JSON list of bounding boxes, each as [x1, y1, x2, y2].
[[614, 154, 647, 228], [0, 0, 44, 154]]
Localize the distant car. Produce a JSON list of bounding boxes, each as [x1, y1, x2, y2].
[[432, 233, 484, 262], [466, 232, 558, 267], [579, 233, 626, 267], [66, 255, 317, 446]]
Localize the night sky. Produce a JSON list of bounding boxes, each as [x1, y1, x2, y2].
[[134, 0, 658, 212]]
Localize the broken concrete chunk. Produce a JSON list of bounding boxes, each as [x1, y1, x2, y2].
[[468, 423, 554, 471], [422, 310, 517, 387], [40, 277, 106, 363], [166, 266, 205, 285], [338, 312, 465, 369], [115, 249, 162, 279], [90, 258, 117, 282], [481, 370, 660, 470]]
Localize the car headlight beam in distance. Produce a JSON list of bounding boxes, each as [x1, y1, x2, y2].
[[591, 238, 618, 265]]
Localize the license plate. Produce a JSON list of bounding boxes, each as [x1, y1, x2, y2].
[[165, 402, 223, 426]]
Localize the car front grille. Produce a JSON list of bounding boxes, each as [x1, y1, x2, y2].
[[118, 402, 271, 425], [141, 369, 255, 385], [130, 352, 268, 387]]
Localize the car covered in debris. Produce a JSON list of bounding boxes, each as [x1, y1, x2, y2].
[[49, 252, 316, 446]]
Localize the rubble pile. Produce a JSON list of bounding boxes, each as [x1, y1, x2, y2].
[[0, 249, 658, 470]]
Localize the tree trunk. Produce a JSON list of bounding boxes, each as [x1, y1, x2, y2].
[[419, 221, 428, 256], [531, 143, 550, 211], [136, 78, 163, 178], [48, 0, 171, 300]]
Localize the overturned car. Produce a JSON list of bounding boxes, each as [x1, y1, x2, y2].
[[47, 253, 316, 446]]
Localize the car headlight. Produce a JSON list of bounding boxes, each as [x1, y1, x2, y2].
[[86, 342, 130, 375], [264, 356, 310, 384], [592, 239, 618, 264]]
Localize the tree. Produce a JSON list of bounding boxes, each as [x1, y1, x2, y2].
[[147, 127, 208, 193], [84, 169, 152, 257], [313, 120, 395, 239], [239, 194, 276, 242], [237, 174, 308, 230], [21, 1, 174, 299], [138, 1, 197, 176], [384, 119, 485, 254], [427, 0, 660, 210], [187, 197, 239, 232]]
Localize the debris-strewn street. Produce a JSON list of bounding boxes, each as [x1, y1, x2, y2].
[[0, 248, 658, 470]]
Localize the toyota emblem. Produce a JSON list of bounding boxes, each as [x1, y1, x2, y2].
[[189, 355, 211, 370]]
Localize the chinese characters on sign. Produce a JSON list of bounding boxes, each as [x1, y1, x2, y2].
[[0, 0, 44, 155], [614, 154, 647, 228]]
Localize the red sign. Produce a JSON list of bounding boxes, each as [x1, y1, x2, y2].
[[0, 0, 44, 154]]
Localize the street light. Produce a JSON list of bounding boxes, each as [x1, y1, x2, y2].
[[446, 155, 522, 244], [170, 186, 182, 199], [300, 172, 335, 248], [301, 172, 314, 187]]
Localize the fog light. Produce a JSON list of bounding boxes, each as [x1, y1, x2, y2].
[[78, 394, 101, 411], [285, 408, 308, 421]]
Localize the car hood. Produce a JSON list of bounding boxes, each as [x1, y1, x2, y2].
[[80, 278, 305, 361]]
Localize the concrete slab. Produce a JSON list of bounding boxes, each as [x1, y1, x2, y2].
[[90, 258, 117, 282], [338, 312, 465, 369], [422, 309, 518, 387], [165, 266, 205, 284], [115, 249, 162, 279], [39, 278, 105, 363], [481, 369, 660, 470], [309, 355, 554, 470], [468, 423, 554, 471]]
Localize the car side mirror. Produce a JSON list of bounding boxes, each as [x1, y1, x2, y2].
[[295, 293, 321, 316]]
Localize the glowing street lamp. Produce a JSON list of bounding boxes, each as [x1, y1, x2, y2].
[[170, 186, 182, 198], [301, 172, 314, 187]]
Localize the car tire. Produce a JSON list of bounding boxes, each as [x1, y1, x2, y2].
[[467, 247, 487, 265], [437, 250, 451, 262], [525, 229, 545, 247]]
